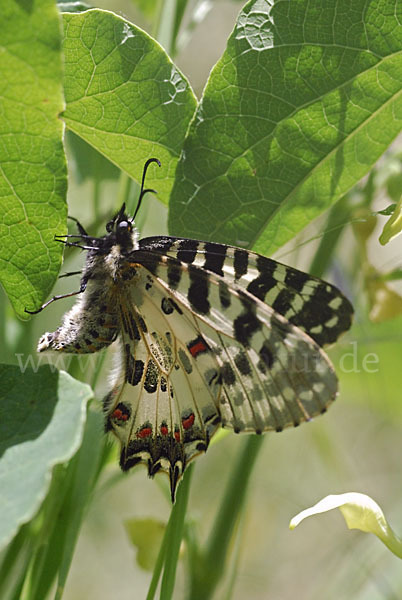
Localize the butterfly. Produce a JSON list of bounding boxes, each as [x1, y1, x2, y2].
[[27, 158, 353, 501]]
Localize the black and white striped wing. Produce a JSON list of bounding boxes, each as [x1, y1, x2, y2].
[[104, 245, 343, 499], [138, 237, 353, 347], [131, 248, 340, 428]]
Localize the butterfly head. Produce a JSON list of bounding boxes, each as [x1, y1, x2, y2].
[[104, 203, 139, 255]]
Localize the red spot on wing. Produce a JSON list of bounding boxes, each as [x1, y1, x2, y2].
[[112, 409, 128, 422], [160, 425, 168, 436], [188, 337, 208, 358], [182, 413, 195, 430], [137, 426, 152, 439]]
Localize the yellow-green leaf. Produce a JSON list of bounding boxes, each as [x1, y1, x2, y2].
[[379, 196, 402, 245], [125, 518, 166, 571], [62, 9, 197, 203], [290, 492, 402, 559], [170, 0, 402, 252]]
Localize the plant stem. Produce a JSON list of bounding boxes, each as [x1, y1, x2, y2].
[[117, 171, 131, 212], [146, 521, 168, 600], [188, 435, 265, 600], [309, 195, 351, 278], [155, 0, 177, 55], [146, 465, 193, 600], [0, 288, 6, 362], [160, 464, 193, 600]]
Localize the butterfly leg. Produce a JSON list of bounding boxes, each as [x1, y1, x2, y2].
[[25, 279, 88, 315], [58, 271, 82, 279]]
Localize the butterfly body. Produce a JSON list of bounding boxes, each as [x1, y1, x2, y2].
[[38, 220, 140, 354]]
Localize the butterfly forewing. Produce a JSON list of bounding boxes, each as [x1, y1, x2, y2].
[[128, 251, 338, 438], [138, 237, 353, 347]]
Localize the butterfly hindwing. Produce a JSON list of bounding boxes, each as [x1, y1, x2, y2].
[[104, 262, 222, 500], [194, 317, 336, 434]]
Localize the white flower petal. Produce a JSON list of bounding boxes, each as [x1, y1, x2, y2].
[[290, 493, 402, 559]]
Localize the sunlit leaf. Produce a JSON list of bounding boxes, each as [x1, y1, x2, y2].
[[170, 0, 402, 252], [0, 0, 67, 318], [62, 9, 197, 202]]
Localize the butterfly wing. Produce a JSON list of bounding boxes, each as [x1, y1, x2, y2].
[[130, 249, 339, 428], [138, 237, 353, 347], [104, 263, 222, 501], [105, 245, 341, 499]]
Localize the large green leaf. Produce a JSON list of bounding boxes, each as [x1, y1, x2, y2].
[[169, 0, 402, 253], [0, 0, 67, 319], [62, 9, 197, 201], [0, 365, 92, 550]]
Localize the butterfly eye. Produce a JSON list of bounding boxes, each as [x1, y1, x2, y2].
[[117, 221, 131, 232]]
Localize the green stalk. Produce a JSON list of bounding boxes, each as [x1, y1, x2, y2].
[[92, 152, 102, 224], [53, 410, 104, 600], [155, 0, 177, 56], [116, 171, 131, 212], [145, 521, 169, 600], [188, 435, 265, 600], [0, 523, 31, 599], [222, 510, 246, 600], [0, 288, 6, 361], [309, 195, 351, 278], [18, 466, 70, 600], [146, 465, 193, 600], [160, 464, 194, 599]]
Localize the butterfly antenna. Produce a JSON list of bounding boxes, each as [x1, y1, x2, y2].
[[133, 158, 161, 221], [117, 202, 126, 221]]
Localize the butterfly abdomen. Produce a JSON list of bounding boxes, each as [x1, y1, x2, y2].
[[37, 281, 120, 353]]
